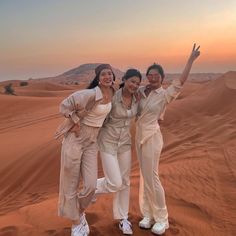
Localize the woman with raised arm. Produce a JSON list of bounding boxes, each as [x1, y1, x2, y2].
[[136, 44, 200, 235], [55, 64, 115, 236]]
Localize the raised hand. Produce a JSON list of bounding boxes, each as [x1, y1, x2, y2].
[[189, 43, 200, 62], [179, 43, 201, 85]]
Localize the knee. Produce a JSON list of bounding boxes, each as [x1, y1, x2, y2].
[[108, 178, 123, 192], [84, 183, 96, 195], [142, 170, 160, 183], [122, 176, 130, 187]]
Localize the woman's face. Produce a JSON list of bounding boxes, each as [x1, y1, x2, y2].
[[147, 69, 162, 87], [99, 69, 114, 87], [124, 76, 141, 94]]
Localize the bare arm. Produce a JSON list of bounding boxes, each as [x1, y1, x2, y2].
[[179, 43, 200, 85]]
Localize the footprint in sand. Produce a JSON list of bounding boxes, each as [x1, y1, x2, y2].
[[85, 212, 100, 225], [0, 226, 18, 236], [44, 229, 57, 235], [169, 217, 176, 226], [168, 217, 180, 235], [45, 228, 72, 236], [169, 227, 180, 235]]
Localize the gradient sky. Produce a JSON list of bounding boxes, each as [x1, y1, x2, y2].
[[1, 0, 236, 81]]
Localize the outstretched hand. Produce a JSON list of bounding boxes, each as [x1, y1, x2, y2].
[[189, 43, 200, 62]]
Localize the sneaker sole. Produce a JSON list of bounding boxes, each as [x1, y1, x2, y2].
[[139, 224, 152, 229], [119, 224, 133, 235], [151, 225, 169, 235], [139, 221, 155, 229]]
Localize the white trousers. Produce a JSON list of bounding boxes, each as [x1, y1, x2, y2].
[[136, 131, 168, 223], [96, 150, 131, 220]]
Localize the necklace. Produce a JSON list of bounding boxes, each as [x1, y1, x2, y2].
[[122, 94, 132, 109], [101, 88, 112, 104]]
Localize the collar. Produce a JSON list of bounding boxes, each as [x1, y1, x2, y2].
[[94, 86, 103, 101], [94, 85, 116, 101], [116, 88, 137, 103], [139, 85, 164, 98], [153, 86, 164, 93]]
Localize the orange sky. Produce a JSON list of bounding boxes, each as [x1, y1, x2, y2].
[[0, 1, 236, 81]]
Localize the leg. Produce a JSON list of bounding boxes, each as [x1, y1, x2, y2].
[[113, 149, 132, 220], [96, 151, 122, 194], [140, 132, 168, 223], [136, 141, 153, 219], [58, 133, 82, 221], [78, 141, 98, 211]]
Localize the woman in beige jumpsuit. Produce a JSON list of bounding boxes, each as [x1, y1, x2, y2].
[[136, 44, 200, 235], [96, 69, 142, 235], [55, 64, 115, 236]]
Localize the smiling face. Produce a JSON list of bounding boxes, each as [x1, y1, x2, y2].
[[99, 69, 114, 87], [147, 69, 163, 88], [124, 76, 141, 94]]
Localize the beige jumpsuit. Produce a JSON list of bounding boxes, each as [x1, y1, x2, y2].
[[55, 86, 111, 220], [136, 79, 182, 223], [96, 89, 138, 219]]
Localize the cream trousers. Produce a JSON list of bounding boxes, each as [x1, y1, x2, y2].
[[136, 130, 168, 223], [96, 150, 131, 220], [58, 124, 99, 220]]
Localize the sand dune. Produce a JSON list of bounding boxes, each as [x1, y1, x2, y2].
[[0, 72, 235, 235], [0, 80, 88, 97]]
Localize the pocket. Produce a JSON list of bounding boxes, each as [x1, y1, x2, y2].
[[63, 135, 81, 170]]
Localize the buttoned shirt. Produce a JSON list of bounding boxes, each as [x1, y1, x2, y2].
[[98, 88, 138, 155], [136, 79, 182, 144]]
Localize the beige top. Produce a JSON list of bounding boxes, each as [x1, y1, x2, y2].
[[98, 88, 138, 155], [55, 86, 107, 139], [82, 102, 112, 127], [136, 79, 182, 145]]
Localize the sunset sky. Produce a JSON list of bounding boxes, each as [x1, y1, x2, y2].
[[1, 0, 236, 81]]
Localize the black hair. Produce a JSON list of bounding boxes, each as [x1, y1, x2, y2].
[[119, 68, 142, 88], [87, 71, 116, 89], [146, 63, 165, 83]]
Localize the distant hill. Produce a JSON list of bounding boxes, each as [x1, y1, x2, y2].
[[36, 63, 124, 85]]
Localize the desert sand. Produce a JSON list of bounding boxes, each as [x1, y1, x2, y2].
[[0, 72, 235, 236]]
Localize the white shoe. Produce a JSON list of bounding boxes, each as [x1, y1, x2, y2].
[[119, 219, 133, 235], [71, 223, 87, 236], [151, 221, 169, 235], [139, 217, 155, 229], [80, 213, 90, 235]]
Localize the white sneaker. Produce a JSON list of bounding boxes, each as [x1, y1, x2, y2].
[[139, 217, 155, 229], [80, 213, 90, 235], [119, 219, 133, 235], [151, 221, 169, 235], [71, 223, 87, 236]]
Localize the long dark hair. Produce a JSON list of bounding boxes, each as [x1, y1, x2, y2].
[[119, 68, 142, 88], [87, 74, 100, 89], [146, 63, 165, 83]]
